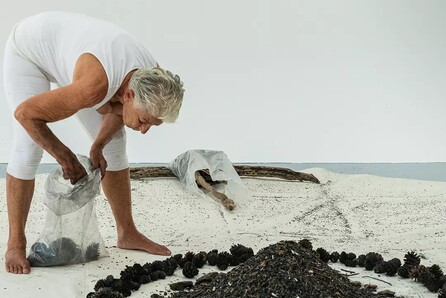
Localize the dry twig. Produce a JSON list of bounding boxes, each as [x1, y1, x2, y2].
[[362, 276, 392, 286], [194, 171, 235, 211]]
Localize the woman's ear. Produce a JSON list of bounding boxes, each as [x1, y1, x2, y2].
[[124, 89, 135, 102]]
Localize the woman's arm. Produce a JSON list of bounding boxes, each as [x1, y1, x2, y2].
[[90, 113, 125, 177], [14, 53, 108, 183], [14, 84, 104, 159]]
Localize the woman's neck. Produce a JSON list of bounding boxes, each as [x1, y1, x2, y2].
[[115, 70, 137, 102]]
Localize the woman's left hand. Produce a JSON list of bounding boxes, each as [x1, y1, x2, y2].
[[90, 144, 107, 179]]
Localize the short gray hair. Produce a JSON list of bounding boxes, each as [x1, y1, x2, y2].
[[129, 67, 184, 123]]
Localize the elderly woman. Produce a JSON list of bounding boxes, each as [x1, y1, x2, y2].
[[3, 11, 184, 274]]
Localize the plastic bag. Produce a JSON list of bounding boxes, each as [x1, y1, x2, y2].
[[45, 155, 102, 216], [27, 155, 108, 266], [168, 149, 251, 206]]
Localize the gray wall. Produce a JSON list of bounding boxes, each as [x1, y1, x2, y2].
[[1, 0, 445, 163]]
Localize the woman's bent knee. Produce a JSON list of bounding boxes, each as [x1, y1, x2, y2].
[[7, 149, 43, 180]]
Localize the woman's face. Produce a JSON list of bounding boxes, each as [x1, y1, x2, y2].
[[122, 91, 163, 134]]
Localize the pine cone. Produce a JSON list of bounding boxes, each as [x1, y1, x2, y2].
[[120, 265, 137, 281], [410, 265, 427, 281], [347, 253, 356, 261], [338, 251, 356, 263], [173, 254, 183, 263], [50, 237, 80, 264], [429, 264, 444, 279], [230, 244, 250, 257], [316, 248, 330, 263], [109, 279, 131, 298], [167, 257, 178, 269], [164, 264, 175, 276], [364, 252, 383, 271], [192, 252, 207, 268], [94, 275, 115, 291], [128, 280, 141, 291], [94, 287, 112, 297], [374, 261, 388, 273], [298, 239, 313, 250], [423, 277, 440, 293], [344, 259, 358, 268], [184, 252, 195, 262], [85, 243, 100, 261], [182, 261, 199, 278], [91, 288, 124, 298], [207, 252, 218, 266], [155, 270, 167, 279], [373, 261, 387, 274], [94, 279, 109, 292], [230, 244, 254, 264], [417, 269, 440, 292], [419, 270, 433, 285], [239, 248, 254, 263], [398, 264, 411, 278], [163, 258, 178, 276], [404, 251, 421, 267], [330, 251, 340, 263], [116, 279, 139, 293], [143, 262, 154, 274], [339, 251, 348, 264], [217, 252, 232, 270], [439, 283, 446, 298], [150, 271, 160, 281], [357, 254, 366, 267], [246, 248, 254, 258], [229, 256, 241, 266], [179, 252, 195, 268], [133, 263, 149, 276], [386, 258, 401, 276], [136, 274, 151, 284], [150, 260, 164, 272], [439, 275, 446, 288]]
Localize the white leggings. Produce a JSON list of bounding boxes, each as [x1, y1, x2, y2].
[[3, 35, 128, 180]]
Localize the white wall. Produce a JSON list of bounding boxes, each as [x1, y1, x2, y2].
[[0, 0, 445, 163]]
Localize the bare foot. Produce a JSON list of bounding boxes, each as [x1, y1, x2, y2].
[[117, 231, 171, 256], [5, 247, 30, 274]]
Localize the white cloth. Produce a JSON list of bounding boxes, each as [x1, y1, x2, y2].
[[2, 11, 155, 179], [11, 11, 157, 110]]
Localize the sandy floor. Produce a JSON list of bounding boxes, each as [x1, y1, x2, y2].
[[0, 168, 445, 298]]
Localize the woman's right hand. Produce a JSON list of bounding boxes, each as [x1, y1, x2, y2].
[[59, 151, 87, 184]]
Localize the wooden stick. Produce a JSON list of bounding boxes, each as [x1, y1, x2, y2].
[[234, 165, 320, 184], [130, 166, 175, 179], [130, 165, 320, 184], [362, 276, 392, 286], [340, 268, 356, 274], [194, 171, 235, 211], [345, 273, 359, 277], [129, 165, 321, 210]]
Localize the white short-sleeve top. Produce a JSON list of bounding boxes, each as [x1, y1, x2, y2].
[[11, 11, 157, 110]]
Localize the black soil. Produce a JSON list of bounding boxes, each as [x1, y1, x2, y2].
[[168, 240, 389, 298]]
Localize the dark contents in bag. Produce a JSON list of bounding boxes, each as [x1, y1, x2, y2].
[[28, 237, 99, 266]]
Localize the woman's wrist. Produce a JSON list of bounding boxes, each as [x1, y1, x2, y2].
[[55, 146, 77, 165], [91, 141, 105, 152]]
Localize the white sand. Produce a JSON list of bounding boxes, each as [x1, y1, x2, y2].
[[0, 168, 445, 298]]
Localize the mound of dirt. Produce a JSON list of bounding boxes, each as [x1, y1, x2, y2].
[[168, 240, 393, 298]]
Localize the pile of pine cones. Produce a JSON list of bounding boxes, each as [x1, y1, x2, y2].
[[87, 239, 445, 298], [87, 244, 254, 297], [311, 241, 446, 297]]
